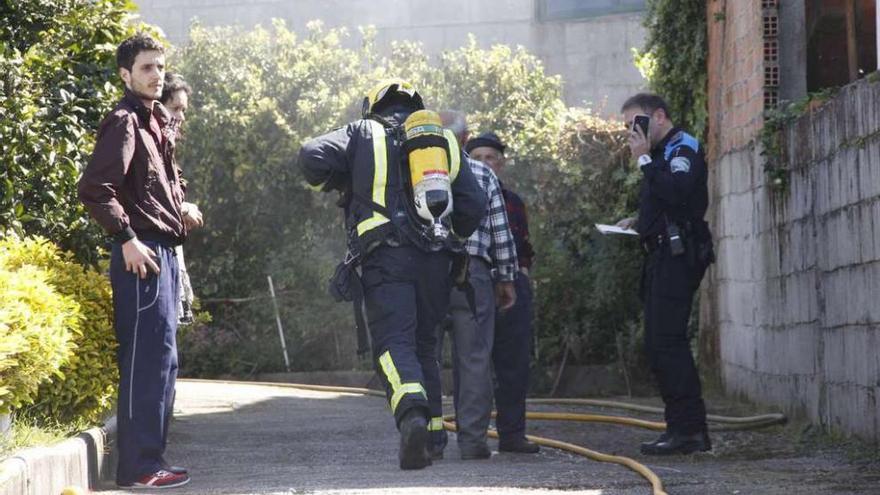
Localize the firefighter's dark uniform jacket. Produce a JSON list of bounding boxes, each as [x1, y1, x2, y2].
[[298, 105, 486, 430], [299, 106, 486, 253]]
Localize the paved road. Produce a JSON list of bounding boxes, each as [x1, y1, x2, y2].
[[97, 379, 880, 494], [97, 380, 652, 494]]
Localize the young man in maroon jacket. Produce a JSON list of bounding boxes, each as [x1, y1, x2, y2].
[[78, 33, 202, 489]]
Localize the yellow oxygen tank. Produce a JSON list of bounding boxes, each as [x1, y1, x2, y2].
[[403, 110, 453, 239]]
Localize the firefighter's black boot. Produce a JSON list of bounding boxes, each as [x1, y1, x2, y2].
[[399, 409, 431, 470]]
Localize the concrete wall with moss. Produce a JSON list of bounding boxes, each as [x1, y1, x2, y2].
[[708, 77, 880, 442], [133, 0, 647, 113]]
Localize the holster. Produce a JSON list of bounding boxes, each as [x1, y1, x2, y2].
[[328, 249, 371, 357], [683, 219, 716, 289], [329, 258, 358, 302]]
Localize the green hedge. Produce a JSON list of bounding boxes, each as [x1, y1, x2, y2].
[[0, 236, 116, 422], [531, 110, 643, 368], [0, 240, 78, 414]]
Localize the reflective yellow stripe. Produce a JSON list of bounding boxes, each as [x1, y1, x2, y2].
[[378, 350, 402, 391], [357, 120, 391, 236], [390, 383, 427, 413], [357, 214, 391, 236], [428, 417, 444, 431], [444, 129, 461, 182], [378, 351, 426, 413], [306, 180, 326, 192]]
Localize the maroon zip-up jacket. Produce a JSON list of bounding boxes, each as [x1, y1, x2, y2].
[[78, 89, 186, 246]]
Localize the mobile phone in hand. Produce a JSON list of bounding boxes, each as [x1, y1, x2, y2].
[[633, 114, 650, 137]]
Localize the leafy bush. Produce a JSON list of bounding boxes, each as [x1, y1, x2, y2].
[[175, 22, 643, 375], [0, 237, 116, 423], [0, 246, 78, 414], [0, 0, 161, 264], [531, 111, 644, 367], [633, 0, 708, 139], [174, 21, 364, 374]]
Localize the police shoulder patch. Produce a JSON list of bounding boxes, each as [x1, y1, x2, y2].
[[664, 131, 699, 161], [670, 156, 691, 174]]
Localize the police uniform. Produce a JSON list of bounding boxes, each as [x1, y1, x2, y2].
[[636, 127, 713, 454], [298, 80, 486, 469]]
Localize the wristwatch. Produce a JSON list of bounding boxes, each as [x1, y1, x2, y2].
[[637, 154, 652, 168]]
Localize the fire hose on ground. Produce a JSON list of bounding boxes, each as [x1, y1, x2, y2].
[[185, 379, 787, 495]]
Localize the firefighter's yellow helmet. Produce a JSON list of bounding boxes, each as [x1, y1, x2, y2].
[[362, 78, 424, 117]]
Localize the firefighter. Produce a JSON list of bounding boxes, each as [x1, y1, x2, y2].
[[298, 79, 486, 469]]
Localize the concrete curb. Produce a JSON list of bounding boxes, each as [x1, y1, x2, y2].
[[0, 416, 116, 495]]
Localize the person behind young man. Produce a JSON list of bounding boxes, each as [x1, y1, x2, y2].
[[465, 132, 539, 454], [617, 92, 714, 455], [78, 34, 203, 489], [298, 80, 486, 470], [436, 111, 517, 460], [159, 72, 202, 325]]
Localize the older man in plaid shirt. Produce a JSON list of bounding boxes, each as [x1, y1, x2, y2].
[[436, 111, 518, 460]]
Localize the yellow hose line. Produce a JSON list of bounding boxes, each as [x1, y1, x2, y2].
[[526, 398, 786, 425], [440, 415, 667, 495], [188, 380, 785, 426], [516, 411, 785, 432], [181, 378, 388, 397], [517, 433, 668, 495], [518, 411, 666, 430]]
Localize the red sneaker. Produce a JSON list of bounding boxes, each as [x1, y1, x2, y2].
[[128, 469, 190, 489]]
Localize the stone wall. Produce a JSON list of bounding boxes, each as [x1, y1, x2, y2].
[[701, 0, 767, 372], [711, 78, 880, 442], [133, 0, 647, 112]]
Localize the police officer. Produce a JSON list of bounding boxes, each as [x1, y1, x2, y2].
[[298, 79, 486, 470], [617, 93, 714, 455]]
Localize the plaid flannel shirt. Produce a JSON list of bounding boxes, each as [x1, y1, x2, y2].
[[463, 156, 518, 282]]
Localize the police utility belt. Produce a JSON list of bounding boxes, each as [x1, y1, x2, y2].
[[641, 233, 668, 254], [643, 217, 716, 271], [642, 217, 685, 256]]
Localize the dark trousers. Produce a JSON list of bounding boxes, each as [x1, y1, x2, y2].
[[110, 241, 180, 484], [361, 245, 451, 432], [641, 246, 707, 435], [492, 272, 533, 441]]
